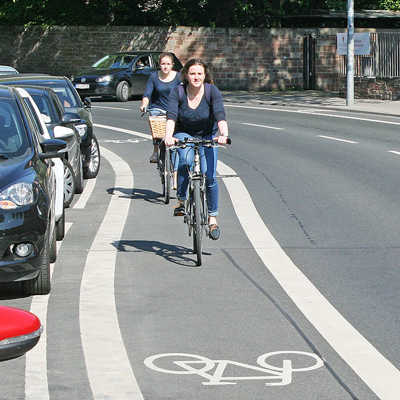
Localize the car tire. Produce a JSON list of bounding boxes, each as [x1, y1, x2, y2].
[[74, 154, 84, 194], [23, 237, 51, 296], [63, 160, 76, 208], [56, 208, 65, 241], [49, 223, 57, 264], [116, 80, 129, 102], [83, 136, 100, 179]]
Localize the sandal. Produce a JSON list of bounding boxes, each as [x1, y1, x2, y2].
[[173, 203, 185, 216], [209, 224, 220, 240]]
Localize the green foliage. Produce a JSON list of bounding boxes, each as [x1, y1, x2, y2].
[[379, 0, 400, 10], [0, 0, 397, 26]]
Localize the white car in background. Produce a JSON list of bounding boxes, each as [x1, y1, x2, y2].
[[14, 87, 66, 240]]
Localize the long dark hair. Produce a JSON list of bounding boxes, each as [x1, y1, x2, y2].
[[181, 59, 213, 85]]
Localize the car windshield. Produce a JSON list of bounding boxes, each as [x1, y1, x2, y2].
[[0, 99, 29, 155], [92, 54, 136, 69]]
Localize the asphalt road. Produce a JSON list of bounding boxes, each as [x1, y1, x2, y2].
[[2, 99, 400, 399]]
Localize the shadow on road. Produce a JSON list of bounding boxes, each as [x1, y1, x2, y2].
[[107, 186, 174, 205], [113, 240, 208, 267]]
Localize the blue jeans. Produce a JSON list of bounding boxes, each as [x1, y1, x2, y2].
[[174, 132, 219, 217], [149, 108, 178, 171]]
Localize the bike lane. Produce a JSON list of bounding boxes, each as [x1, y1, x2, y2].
[[91, 104, 379, 400]]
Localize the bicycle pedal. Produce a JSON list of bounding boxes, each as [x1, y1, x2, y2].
[[183, 215, 188, 223]]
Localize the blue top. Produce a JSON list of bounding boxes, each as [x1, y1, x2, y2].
[[167, 84, 226, 137], [143, 71, 181, 111]]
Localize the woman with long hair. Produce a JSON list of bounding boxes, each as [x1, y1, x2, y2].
[[164, 59, 229, 240]]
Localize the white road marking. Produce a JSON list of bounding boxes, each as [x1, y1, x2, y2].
[[226, 104, 400, 126], [217, 159, 400, 400], [388, 150, 400, 156], [79, 146, 144, 400], [94, 123, 151, 140], [318, 135, 358, 144], [73, 178, 96, 209], [241, 122, 283, 130], [92, 105, 131, 111], [25, 223, 73, 400]]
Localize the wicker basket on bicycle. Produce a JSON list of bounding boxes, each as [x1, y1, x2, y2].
[[148, 115, 167, 140]]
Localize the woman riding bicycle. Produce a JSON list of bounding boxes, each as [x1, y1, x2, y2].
[[164, 59, 229, 240], [140, 52, 181, 164]]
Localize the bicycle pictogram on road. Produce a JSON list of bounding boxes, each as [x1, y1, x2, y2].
[[144, 351, 324, 386]]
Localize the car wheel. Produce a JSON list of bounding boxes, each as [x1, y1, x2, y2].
[[49, 223, 57, 264], [116, 80, 129, 102], [83, 136, 100, 179], [75, 154, 84, 194], [56, 208, 65, 241], [23, 237, 51, 296], [63, 160, 76, 208]]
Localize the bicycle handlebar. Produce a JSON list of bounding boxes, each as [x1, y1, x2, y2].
[[173, 137, 231, 148]]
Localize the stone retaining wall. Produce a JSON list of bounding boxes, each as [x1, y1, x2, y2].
[[0, 25, 317, 90], [0, 25, 398, 97]]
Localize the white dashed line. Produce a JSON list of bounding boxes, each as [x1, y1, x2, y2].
[[92, 106, 131, 111], [94, 123, 151, 140], [241, 122, 283, 130], [318, 135, 358, 144]]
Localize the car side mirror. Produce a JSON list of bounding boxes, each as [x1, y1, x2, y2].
[[53, 125, 75, 140], [83, 97, 91, 108], [39, 138, 67, 159], [0, 306, 42, 362], [61, 112, 81, 125]]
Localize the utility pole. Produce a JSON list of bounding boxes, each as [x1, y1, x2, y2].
[[346, 0, 354, 106]]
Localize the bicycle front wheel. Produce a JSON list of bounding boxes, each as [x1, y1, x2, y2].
[[163, 147, 172, 204], [193, 180, 203, 266]]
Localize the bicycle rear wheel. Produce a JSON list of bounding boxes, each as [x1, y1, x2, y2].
[[192, 180, 203, 266]]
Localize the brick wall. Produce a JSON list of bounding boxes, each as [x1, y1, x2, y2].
[[0, 25, 394, 96], [0, 25, 314, 91]]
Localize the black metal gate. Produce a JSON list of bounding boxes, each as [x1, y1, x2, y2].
[[303, 34, 316, 90]]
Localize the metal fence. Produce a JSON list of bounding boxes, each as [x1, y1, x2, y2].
[[339, 32, 400, 78]]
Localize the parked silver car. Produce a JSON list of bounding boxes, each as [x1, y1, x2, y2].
[[15, 85, 84, 207]]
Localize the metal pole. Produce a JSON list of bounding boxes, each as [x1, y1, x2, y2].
[[347, 0, 354, 106]]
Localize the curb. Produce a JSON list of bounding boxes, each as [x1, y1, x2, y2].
[[223, 99, 400, 119]]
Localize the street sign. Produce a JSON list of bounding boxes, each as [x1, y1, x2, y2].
[[337, 32, 370, 55]]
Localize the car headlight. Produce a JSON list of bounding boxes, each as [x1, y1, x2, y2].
[[96, 75, 112, 83], [0, 183, 34, 209], [75, 123, 88, 138]]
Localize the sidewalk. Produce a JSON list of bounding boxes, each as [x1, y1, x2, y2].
[[222, 90, 400, 117]]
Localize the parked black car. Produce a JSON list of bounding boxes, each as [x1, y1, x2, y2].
[[0, 74, 100, 179], [0, 85, 66, 295], [71, 51, 183, 102]]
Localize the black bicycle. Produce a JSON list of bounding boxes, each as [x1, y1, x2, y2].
[[174, 137, 231, 266], [142, 108, 174, 204], [157, 142, 174, 204]]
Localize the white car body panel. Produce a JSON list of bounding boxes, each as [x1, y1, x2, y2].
[[15, 88, 65, 222]]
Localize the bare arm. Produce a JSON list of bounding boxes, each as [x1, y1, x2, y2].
[[217, 120, 229, 144], [140, 97, 149, 112], [165, 119, 176, 146]]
